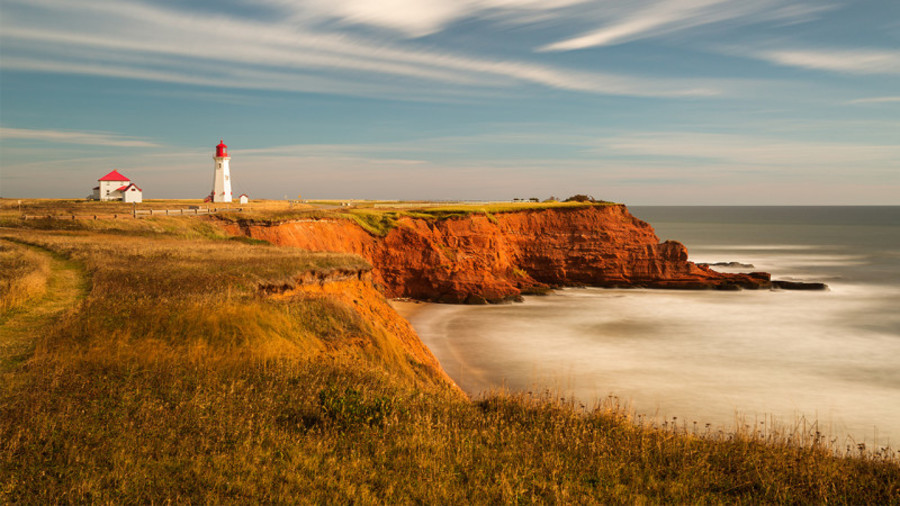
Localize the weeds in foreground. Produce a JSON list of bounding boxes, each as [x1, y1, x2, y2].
[[3, 354, 898, 504]]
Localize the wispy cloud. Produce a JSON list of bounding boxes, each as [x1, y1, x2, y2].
[[847, 96, 900, 104], [197, 130, 900, 173], [3, 131, 897, 204], [753, 49, 900, 75], [0, 127, 160, 148], [538, 0, 831, 51], [0, 0, 734, 99], [594, 132, 900, 167], [258, 0, 589, 37]]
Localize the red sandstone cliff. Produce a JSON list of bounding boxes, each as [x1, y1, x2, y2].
[[224, 205, 771, 303]]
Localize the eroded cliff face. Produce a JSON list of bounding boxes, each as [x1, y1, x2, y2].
[[227, 205, 770, 303]]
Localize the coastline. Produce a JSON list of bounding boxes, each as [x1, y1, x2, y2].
[[388, 299, 434, 320], [2, 203, 896, 501], [398, 202, 900, 449]]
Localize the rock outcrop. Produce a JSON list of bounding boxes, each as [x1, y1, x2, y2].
[[225, 205, 773, 303]]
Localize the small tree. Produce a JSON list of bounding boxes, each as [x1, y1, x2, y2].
[[564, 194, 595, 203]]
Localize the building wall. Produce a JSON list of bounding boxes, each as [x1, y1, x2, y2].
[[99, 179, 129, 201], [123, 187, 143, 203], [212, 156, 233, 203]]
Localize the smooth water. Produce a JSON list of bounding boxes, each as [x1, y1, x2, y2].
[[409, 206, 900, 447]]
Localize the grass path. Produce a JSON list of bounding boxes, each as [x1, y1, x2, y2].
[[0, 241, 88, 374]]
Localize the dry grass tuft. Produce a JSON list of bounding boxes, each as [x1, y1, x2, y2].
[[0, 240, 51, 313]]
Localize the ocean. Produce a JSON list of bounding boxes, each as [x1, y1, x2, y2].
[[408, 206, 900, 448]]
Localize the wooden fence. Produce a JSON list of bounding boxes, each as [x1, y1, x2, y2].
[[21, 207, 246, 220]]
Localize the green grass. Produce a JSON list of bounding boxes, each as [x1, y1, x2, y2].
[[344, 210, 401, 237], [0, 240, 87, 375], [419, 200, 615, 215], [216, 200, 619, 237], [1, 213, 897, 503]]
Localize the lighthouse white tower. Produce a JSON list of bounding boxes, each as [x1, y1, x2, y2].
[[211, 139, 232, 203]]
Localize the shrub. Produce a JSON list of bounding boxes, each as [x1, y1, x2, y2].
[[318, 385, 398, 429]]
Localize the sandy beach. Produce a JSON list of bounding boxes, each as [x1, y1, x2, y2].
[[388, 299, 433, 320]]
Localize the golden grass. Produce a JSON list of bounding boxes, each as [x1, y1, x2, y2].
[[0, 198, 302, 230], [0, 197, 295, 214], [0, 240, 51, 313], [0, 239, 87, 377], [0, 214, 897, 503], [3, 356, 898, 503]]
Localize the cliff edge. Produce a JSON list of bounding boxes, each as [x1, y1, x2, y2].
[[224, 204, 771, 303]]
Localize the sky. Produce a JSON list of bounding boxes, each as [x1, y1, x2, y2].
[[0, 0, 898, 204]]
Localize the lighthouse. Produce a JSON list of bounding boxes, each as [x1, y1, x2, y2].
[[211, 139, 232, 203]]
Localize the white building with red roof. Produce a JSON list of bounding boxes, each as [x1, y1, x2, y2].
[[92, 170, 143, 203]]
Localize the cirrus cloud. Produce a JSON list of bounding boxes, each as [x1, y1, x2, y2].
[[755, 49, 900, 75], [0, 0, 732, 99], [0, 127, 160, 148]]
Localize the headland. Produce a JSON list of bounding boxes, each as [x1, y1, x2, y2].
[[0, 198, 887, 503], [221, 201, 790, 303]]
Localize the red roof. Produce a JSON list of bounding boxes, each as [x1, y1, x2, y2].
[[215, 139, 228, 157], [99, 169, 129, 182], [238, 193, 249, 197], [120, 183, 142, 192]]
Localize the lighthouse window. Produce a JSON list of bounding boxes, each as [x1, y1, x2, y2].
[[225, 176, 229, 181]]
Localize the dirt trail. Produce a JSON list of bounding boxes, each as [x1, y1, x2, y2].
[[0, 241, 88, 374]]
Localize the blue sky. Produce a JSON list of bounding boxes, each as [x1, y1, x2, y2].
[[1, 0, 898, 204]]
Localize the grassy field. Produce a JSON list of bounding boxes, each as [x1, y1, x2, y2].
[[0, 241, 52, 314], [1, 212, 898, 503], [218, 199, 616, 236], [1, 197, 608, 238], [0, 197, 299, 215]]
